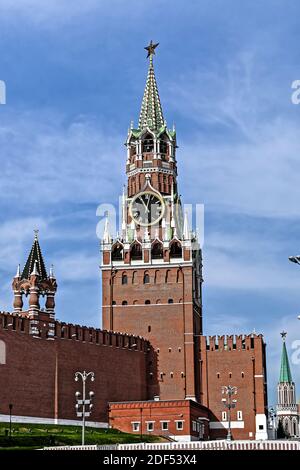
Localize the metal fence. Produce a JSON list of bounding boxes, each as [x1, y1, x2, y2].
[[44, 440, 300, 451]]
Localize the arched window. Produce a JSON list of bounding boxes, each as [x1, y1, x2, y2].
[[133, 300, 138, 305], [131, 242, 142, 261], [132, 271, 137, 284], [170, 241, 182, 258], [145, 300, 151, 304], [151, 241, 163, 259], [111, 242, 123, 261], [160, 139, 168, 155], [156, 299, 161, 304], [122, 300, 128, 306], [142, 134, 154, 153], [154, 270, 160, 283], [0, 340, 6, 364], [176, 269, 183, 283], [168, 298, 174, 304], [165, 270, 171, 283], [144, 272, 150, 284], [122, 273, 128, 285]]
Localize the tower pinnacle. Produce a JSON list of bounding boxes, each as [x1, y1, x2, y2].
[[139, 41, 164, 131], [279, 332, 292, 383], [21, 231, 48, 280]]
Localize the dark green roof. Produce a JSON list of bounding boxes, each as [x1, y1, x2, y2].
[[21, 235, 48, 280], [279, 341, 293, 383], [138, 56, 164, 131]]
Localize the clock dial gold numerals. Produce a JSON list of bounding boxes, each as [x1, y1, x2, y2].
[[130, 191, 165, 226]]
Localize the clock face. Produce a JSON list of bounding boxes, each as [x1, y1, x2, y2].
[[130, 191, 165, 226]]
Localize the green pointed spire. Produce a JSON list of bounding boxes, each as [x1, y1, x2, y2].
[[279, 332, 293, 383], [21, 230, 48, 280], [138, 41, 164, 132]]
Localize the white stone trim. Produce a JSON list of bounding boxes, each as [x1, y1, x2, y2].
[[255, 414, 268, 440], [0, 414, 108, 428], [209, 421, 244, 429], [101, 262, 193, 270]]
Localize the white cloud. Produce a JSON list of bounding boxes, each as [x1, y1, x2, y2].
[[55, 252, 99, 282], [0, 111, 123, 206]]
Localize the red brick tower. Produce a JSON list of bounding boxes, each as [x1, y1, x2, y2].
[[101, 42, 203, 401], [12, 231, 57, 337]]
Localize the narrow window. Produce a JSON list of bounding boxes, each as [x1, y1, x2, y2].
[[144, 273, 150, 284], [132, 422, 140, 432], [237, 411, 243, 421], [147, 422, 154, 432], [122, 274, 128, 285], [148, 325, 151, 333], [222, 411, 227, 422], [161, 421, 169, 431], [176, 421, 184, 431]]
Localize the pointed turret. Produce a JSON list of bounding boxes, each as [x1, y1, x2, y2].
[[276, 332, 299, 437], [103, 213, 111, 244], [21, 230, 48, 280], [14, 264, 21, 279], [138, 41, 164, 131], [183, 212, 190, 240], [279, 331, 293, 383]]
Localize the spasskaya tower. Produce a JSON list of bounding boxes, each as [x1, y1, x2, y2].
[[101, 42, 203, 402]]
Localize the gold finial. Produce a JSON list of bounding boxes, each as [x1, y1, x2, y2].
[[144, 40, 159, 59]]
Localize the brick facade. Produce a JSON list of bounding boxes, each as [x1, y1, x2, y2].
[[0, 312, 149, 424], [109, 400, 209, 441]]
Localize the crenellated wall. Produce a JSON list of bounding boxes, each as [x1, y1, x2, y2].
[[200, 334, 268, 440], [0, 312, 153, 424]]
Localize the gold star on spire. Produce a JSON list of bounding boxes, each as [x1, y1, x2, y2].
[[144, 40, 159, 58], [280, 331, 287, 340]]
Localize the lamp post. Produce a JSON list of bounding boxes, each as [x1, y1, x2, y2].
[[8, 404, 13, 439], [268, 406, 277, 439], [288, 256, 300, 320], [75, 371, 95, 446], [289, 256, 300, 265], [221, 385, 237, 441]]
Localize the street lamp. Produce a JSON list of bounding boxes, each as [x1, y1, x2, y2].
[[289, 256, 300, 265], [268, 406, 277, 439], [288, 256, 300, 319], [75, 371, 95, 446], [8, 404, 13, 439], [221, 385, 237, 441]]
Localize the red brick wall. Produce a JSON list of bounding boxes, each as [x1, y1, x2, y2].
[[109, 400, 209, 439], [200, 334, 268, 440], [102, 266, 201, 402], [0, 313, 148, 423]]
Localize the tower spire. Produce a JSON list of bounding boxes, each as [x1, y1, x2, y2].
[[279, 331, 293, 383], [21, 231, 48, 280], [139, 41, 164, 131]]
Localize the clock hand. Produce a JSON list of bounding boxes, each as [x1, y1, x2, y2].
[[140, 197, 150, 213]]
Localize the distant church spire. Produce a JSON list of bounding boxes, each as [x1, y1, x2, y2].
[[276, 332, 299, 437], [279, 331, 292, 383], [138, 41, 164, 131]]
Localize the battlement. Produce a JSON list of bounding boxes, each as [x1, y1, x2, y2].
[[0, 311, 149, 353], [205, 333, 264, 352]]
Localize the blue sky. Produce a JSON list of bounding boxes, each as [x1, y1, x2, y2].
[[0, 0, 300, 405]]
